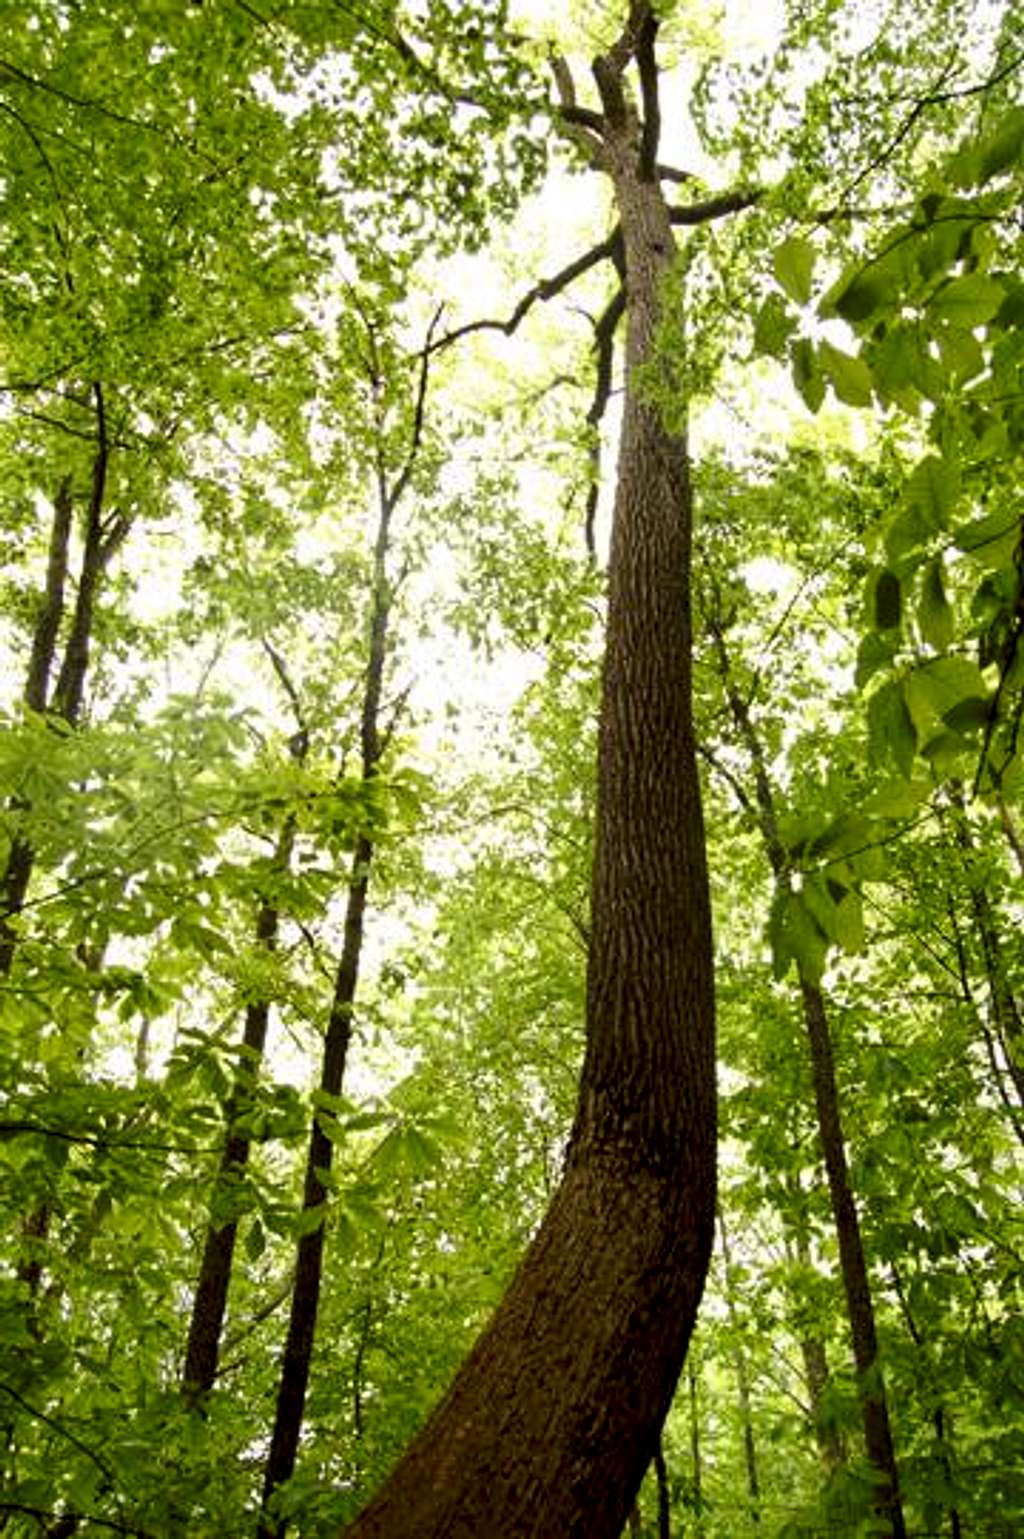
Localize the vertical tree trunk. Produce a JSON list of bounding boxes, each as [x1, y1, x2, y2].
[[654, 1436, 672, 1539], [343, 11, 717, 1537], [259, 308, 434, 1531], [799, 980, 906, 1538], [182, 807, 300, 1405], [718, 1212, 760, 1528], [0, 478, 73, 978], [706, 606, 905, 1538], [687, 1366, 704, 1539]]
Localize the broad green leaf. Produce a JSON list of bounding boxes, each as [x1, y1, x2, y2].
[[943, 695, 992, 733], [867, 680, 917, 778], [774, 237, 815, 305], [245, 1218, 266, 1261], [792, 338, 824, 413], [977, 107, 1024, 184], [864, 779, 931, 818], [928, 273, 1005, 328], [823, 267, 897, 325], [873, 569, 902, 631], [753, 293, 797, 359], [905, 455, 960, 531], [903, 656, 988, 738], [917, 558, 954, 650], [819, 340, 874, 407], [856, 630, 897, 688], [954, 505, 1020, 567]]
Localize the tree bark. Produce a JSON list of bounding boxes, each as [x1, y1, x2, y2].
[[343, 11, 717, 1537]]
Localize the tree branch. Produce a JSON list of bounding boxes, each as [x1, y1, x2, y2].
[[428, 233, 620, 356]]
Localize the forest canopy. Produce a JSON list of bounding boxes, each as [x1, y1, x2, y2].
[[0, 1, 1022, 1536]]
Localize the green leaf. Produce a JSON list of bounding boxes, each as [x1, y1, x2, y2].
[[917, 558, 954, 650], [928, 273, 1005, 328], [792, 338, 824, 413], [774, 237, 815, 305], [976, 107, 1024, 184], [868, 681, 917, 778], [905, 455, 960, 531], [824, 267, 896, 325], [864, 779, 931, 818], [819, 340, 874, 407], [753, 293, 797, 359], [855, 631, 897, 689], [943, 695, 992, 733], [903, 656, 989, 738], [245, 1218, 266, 1261], [954, 505, 1021, 567], [873, 569, 902, 631]]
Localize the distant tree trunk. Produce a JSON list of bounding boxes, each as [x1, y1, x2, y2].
[[343, 10, 717, 1536], [259, 308, 435, 1533], [0, 477, 73, 978], [719, 1212, 760, 1528], [889, 1261, 962, 1539], [183, 774, 303, 1405], [706, 603, 906, 1539], [786, 1218, 845, 1470], [947, 790, 1024, 1110], [654, 1436, 672, 1539], [687, 1366, 704, 1539], [799, 980, 906, 1539]]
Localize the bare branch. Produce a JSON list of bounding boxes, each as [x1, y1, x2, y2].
[[429, 233, 620, 356], [635, 6, 661, 181], [583, 286, 626, 559], [389, 303, 444, 512], [670, 188, 763, 225]]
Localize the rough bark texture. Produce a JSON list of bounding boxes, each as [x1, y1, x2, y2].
[[342, 15, 716, 1536]]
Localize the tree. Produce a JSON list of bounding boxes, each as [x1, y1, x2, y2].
[[345, 7, 718, 1534]]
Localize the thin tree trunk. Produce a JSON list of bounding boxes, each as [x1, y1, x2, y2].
[[344, 12, 717, 1536], [889, 1261, 962, 1539], [706, 604, 906, 1539], [258, 306, 434, 1532], [654, 1436, 671, 1539], [182, 807, 300, 1405], [948, 791, 1024, 1109], [0, 478, 73, 977], [688, 1366, 704, 1539], [788, 1220, 845, 1471], [719, 1212, 760, 1528], [799, 979, 905, 1538]]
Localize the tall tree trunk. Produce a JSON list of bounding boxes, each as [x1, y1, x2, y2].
[[787, 1218, 845, 1471], [258, 306, 433, 1532], [343, 13, 716, 1538], [0, 478, 73, 978], [654, 1436, 671, 1539], [687, 1366, 704, 1539], [948, 791, 1024, 1109], [799, 980, 905, 1538], [719, 1212, 760, 1529], [182, 801, 301, 1405], [706, 605, 905, 1538]]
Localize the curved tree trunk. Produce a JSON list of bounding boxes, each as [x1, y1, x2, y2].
[[344, 11, 717, 1537]]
